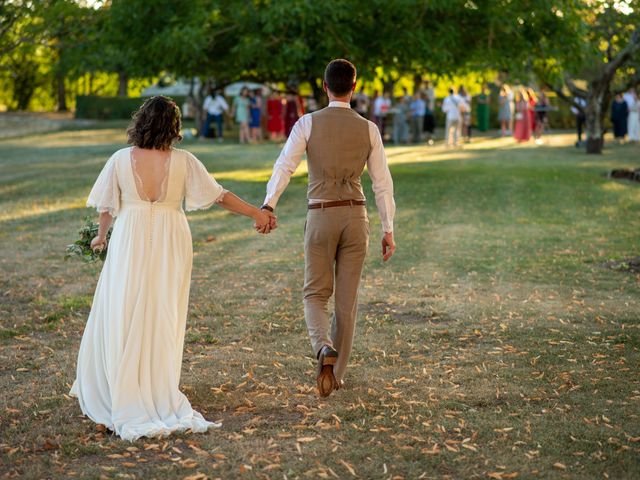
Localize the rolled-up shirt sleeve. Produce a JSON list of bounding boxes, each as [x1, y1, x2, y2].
[[367, 122, 396, 233], [263, 115, 312, 208]]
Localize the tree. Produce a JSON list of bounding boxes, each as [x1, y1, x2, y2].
[[530, 1, 640, 154]]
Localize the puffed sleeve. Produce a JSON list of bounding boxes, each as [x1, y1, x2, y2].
[[87, 153, 120, 216], [184, 151, 227, 211]]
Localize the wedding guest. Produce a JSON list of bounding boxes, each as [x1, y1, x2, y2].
[[373, 91, 391, 138], [534, 91, 550, 143], [231, 87, 251, 144], [422, 80, 436, 113], [507, 84, 516, 134], [513, 90, 532, 142], [626, 88, 640, 142], [458, 85, 472, 142], [498, 85, 512, 136], [200, 88, 229, 141], [306, 95, 319, 113], [409, 92, 426, 143], [422, 81, 436, 145], [391, 96, 409, 145], [611, 93, 629, 143], [571, 96, 587, 147], [249, 88, 263, 143], [267, 91, 285, 141], [442, 87, 462, 147], [527, 88, 537, 135], [260, 89, 269, 140], [285, 92, 303, 138], [402, 86, 411, 103], [354, 86, 370, 118], [476, 85, 490, 132], [623, 87, 635, 109], [71, 96, 275, 441]]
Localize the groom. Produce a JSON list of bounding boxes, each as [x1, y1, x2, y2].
[[261, 59, 396, 397]]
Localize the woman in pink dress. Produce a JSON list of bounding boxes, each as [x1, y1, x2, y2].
[[527, 89, 537, 135], [513, 91, 532, 142], [266, 91, 285, 140]]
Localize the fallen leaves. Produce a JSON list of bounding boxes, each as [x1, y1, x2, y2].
[[338, 459, 357, 476]]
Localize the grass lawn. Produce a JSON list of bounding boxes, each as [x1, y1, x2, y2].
[[0, 126, 639, 479]]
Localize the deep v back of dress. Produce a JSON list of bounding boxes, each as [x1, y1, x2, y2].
[[130, 147, 171, 203]]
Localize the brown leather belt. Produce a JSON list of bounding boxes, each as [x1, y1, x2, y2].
[[308, 200, 366, 210]]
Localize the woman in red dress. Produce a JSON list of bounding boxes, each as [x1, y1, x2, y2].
[[267, 91, 285, 141], [513, 90, 532, 142]]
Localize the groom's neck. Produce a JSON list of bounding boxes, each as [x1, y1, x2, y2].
[[327, 91, 352, 104]]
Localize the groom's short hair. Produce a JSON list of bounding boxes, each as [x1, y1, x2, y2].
[[324, 59, 356, 96]]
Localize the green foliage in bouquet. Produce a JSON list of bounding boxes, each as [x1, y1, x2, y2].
[[65, 217, 112, 263]]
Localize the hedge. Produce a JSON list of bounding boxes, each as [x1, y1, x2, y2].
[[75, 95, 186, 120]]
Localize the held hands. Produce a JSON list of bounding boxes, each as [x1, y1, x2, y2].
[[382, 231, 396, 262], [254, 208, 277, 234]]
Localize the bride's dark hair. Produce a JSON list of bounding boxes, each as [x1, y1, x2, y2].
[[126, 96, 182, 150]]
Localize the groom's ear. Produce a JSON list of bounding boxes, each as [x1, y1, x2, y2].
[[322, 81, 328, 93], [351, 82, 357, 93]]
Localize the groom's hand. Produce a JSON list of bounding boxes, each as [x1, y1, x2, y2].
[[254, 209, 277, 234], [381, 232, 396, 262]]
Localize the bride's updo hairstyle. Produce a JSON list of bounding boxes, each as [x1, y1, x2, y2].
[[127, 95, 183, 150]]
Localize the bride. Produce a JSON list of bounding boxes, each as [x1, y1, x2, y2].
[[70, 96, 275, 441]]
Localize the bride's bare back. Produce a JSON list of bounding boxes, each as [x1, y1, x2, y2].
[[130, 147, 171, 202]]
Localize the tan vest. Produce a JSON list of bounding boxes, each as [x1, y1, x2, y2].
[[306, 107, 372, 200]]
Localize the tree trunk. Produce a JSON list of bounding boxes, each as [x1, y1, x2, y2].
[[56, 74, 67, 112], [382, 78, 396, 97], [585, 83, 608, 154], [413, 73, 423, 95], [117, 71, 128, 97], [308, 77, 324, 105], [11, 59, 37, 110]]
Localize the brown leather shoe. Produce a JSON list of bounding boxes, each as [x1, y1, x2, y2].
[[317, 345, 338, 397]]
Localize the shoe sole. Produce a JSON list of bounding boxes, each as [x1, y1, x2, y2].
[[317, 355, 337, 397]]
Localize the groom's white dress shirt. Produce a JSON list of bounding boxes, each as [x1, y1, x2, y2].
[[263, 101, 395, 233]]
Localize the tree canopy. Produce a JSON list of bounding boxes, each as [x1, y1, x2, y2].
[[0, 0, 638, 143]]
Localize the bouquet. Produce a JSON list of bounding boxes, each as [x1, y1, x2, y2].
[[65, 217, 112, 263]]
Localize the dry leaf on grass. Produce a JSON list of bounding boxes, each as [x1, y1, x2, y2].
[[339, 459, 357, 476]]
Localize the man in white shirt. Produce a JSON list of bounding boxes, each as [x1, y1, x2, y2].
[[570, 96, 587, 147], [260, 59, 396, 398], [442, 88, 462, 147], [373, 91, 391, 137], [200, 89, 229, 142]]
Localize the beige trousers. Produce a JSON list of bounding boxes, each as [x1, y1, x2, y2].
[[303, 204, 369, 382]]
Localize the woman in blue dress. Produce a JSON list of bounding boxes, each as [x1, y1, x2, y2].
[[249, 89, 262, 143]]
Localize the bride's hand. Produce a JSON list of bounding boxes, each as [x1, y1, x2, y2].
[[91, 236, 107, 253], [253, 210, 276, 234]]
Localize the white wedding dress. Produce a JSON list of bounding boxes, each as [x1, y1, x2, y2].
[[628, 99, 640, 142], [70, 147, 225, 441]]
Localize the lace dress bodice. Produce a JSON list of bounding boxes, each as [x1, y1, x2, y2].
[[87, 147, 226, 215]]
